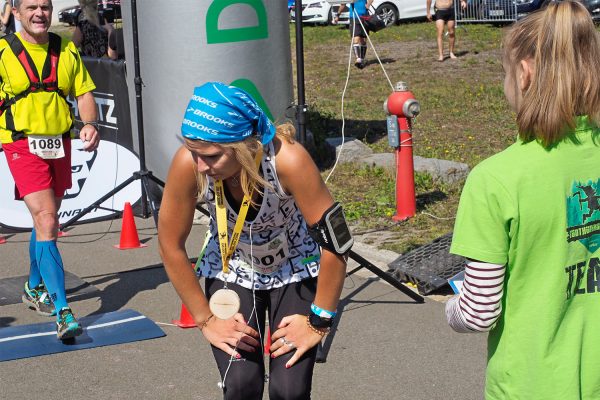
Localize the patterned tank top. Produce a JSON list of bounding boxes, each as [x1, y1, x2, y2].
[[196, 142, 321, 290]]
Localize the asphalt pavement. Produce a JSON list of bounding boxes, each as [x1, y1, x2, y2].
[[0, 216, 487, 399]]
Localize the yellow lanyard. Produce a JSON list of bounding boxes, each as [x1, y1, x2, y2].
[[214, 148, 262, 275]]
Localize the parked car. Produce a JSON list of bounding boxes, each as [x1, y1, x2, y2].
[[460, 0, 600, 22], [480, 0, 517, 21], [516, 0, 600, 19], [58, 5, 81, 26], [494, 0, 598, 21], [99, 0, 121, 23], [583, 0, 600, 19], [290, 0, 431, 26], [370, 0, 433, 26], [289, 0, 349, 25]]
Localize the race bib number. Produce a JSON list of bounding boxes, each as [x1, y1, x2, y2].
[[236, 231, 289, 275], [28, 135, 64, 159]]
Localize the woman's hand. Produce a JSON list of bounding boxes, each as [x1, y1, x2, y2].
[[270, 314, 325, 368], [201, 313, 261, 359]]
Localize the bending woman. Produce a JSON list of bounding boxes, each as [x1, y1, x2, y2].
[[158, 82, 351, 400]]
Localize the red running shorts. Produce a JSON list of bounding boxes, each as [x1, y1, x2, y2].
[[2, 137, 72, 200]]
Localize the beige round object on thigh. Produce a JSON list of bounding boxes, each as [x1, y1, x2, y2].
[[209, 288, 241, 320]]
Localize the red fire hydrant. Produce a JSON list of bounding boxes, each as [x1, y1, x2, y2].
[[384, 82, 420, 221]]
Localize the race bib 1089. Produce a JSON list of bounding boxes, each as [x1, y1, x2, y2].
[[27, 135, 65, 159]]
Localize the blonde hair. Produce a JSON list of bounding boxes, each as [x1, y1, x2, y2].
[[503, 0, 600, 147], [192, 122, 296, 205]]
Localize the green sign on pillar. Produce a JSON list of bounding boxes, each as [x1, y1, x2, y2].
[[206, 0, 269, 44]]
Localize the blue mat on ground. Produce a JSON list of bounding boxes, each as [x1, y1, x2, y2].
[[0, 309, 165, 362]]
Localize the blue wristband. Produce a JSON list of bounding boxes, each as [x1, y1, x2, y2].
[[311, 303, 337, 319]]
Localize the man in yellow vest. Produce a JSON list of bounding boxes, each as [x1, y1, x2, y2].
[[0, 0, 98, 340]]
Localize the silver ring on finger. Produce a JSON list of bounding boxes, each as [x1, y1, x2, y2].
[[286, 341, 296, 349]]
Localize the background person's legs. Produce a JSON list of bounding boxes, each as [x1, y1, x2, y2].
[[351, 19, 368, 68], [447, 19, 457, 58], [352, 36, 367, 68], [352, 35, 362, 64], [435, 19, 446, 60], [358, 37, 367, 66]]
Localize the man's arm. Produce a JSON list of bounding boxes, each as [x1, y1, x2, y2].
[[427, 0, 433, 20], [333, 4, 346, 24], [76, 91, 99, 151]]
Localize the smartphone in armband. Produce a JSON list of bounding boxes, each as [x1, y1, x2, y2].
[[308, 202, 354, 255]]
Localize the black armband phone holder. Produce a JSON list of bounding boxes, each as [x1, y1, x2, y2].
[[307, 202, 354, 255]]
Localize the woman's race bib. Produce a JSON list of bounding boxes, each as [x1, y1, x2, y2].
[[235, 231, 289, 275]]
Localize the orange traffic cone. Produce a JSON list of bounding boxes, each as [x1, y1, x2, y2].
[[172, 303, 197, 328], [264, 327, 271, 355], [114, 202, 147, 250]]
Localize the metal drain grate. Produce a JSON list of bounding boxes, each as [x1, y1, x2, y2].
[[387, 233, 465, 295]]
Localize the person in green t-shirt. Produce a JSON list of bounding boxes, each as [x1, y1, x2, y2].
[[446, 2, 600, 399]]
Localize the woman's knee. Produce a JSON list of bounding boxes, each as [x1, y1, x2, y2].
[[220, 370, 264, 400], [269, 378, 311, 400], [222, 383, 263, 400], [215, 349, 266, 400], [268, 352, 316, 400]]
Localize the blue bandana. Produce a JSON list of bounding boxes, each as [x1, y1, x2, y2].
[[181, 82, 276, 145]]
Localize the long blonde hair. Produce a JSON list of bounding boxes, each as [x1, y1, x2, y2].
[[503, 0, 600, 147], [192, 123, 296, 205]]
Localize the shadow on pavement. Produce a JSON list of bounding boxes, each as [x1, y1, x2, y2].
[[318, 275, 425, 362], [71, 264, 169, 318]]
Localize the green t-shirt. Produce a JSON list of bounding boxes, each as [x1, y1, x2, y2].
[[451, 117, 600, 400]]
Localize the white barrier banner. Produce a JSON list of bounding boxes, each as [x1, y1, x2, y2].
[[0, 140, 141, 229], [0, 59, 140, 230]]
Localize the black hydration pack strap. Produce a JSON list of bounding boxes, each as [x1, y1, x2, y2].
[[0, 33, 64, 141]]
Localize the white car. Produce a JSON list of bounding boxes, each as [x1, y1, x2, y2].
[[290, 0, 349, 25], [290, 0, 432, 26], [371, 0, 434, 24]]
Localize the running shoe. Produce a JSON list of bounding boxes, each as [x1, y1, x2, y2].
[[56, 307, 83, 340], [22, 281, 56, 316]]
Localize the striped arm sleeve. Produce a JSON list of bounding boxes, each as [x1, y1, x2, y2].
[[445, 260, 505, 333]]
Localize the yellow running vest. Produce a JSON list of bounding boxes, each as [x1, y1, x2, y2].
[[0, 32, 96, 144]]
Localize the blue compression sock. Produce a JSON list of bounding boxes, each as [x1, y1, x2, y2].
[[35, 240, 68, 314], [28, 229, 42, 288]]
